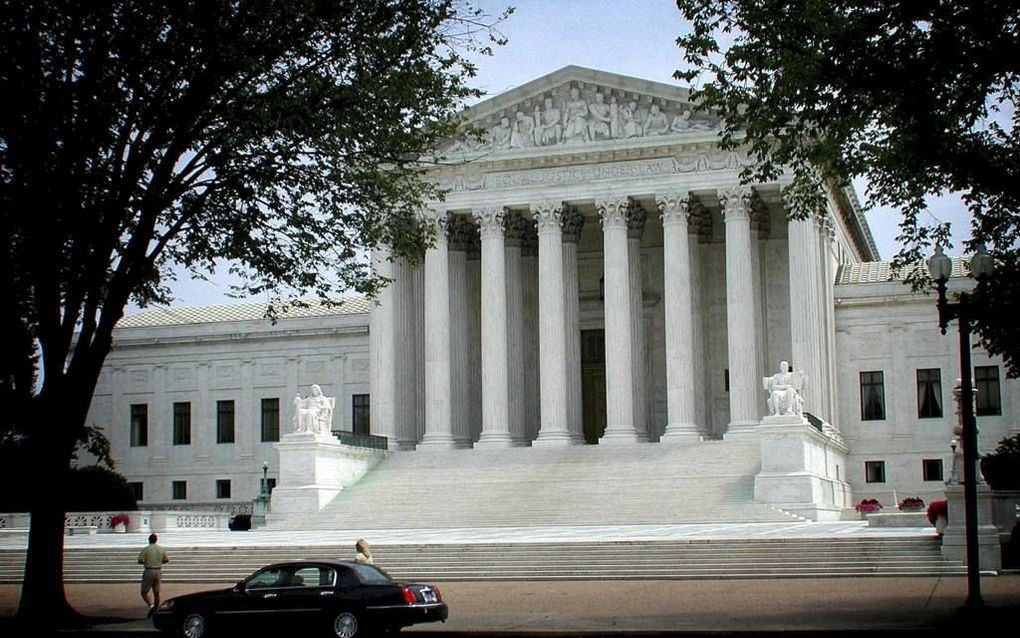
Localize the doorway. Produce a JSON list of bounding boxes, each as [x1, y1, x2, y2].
[[580, 329, 607, 444]]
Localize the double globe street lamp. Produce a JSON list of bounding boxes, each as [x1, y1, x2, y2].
[[927, 243, 994, 608]]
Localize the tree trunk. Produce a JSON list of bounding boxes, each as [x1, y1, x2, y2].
[[16, 405, 82, 625]]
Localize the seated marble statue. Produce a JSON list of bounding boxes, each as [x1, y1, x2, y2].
[[762, 361, 805, 417], [292, 384, 335, 435]]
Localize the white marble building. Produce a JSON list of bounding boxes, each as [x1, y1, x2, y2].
[[85, 68, 1018, 512]]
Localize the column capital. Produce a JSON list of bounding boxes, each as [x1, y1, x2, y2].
[[596, 196, 631, 229], [531, 201, 564, 233], [421, 210, 453, 238], [719, 186, 753, 221], [627, 204, 647, 239], [473, 206, 508, 239], [504, 212, 527, 247], [561, 206, 585, 244], [656, 192, 690, 225]]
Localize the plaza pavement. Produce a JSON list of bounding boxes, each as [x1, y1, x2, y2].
[[1, 522, 1018, 635]]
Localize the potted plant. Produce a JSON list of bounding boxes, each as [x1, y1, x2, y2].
[[927, 499, 948, 535], [898, 497, 925, 511], [110, 513, 130, 533], [854, 499, 882, 515]]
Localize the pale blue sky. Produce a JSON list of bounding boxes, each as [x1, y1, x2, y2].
[[165, 0, 972, 307]]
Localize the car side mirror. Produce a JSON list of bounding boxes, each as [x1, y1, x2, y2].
[[234, 580, 247, 593]]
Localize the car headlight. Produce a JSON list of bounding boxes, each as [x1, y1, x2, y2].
[[158, 600, 174, 611]]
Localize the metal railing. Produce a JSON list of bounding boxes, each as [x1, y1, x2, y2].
[[331, 430, 388, 451]]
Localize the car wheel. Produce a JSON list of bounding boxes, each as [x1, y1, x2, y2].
[[180, 613, 206, 638], [331, 611, 359, 638]]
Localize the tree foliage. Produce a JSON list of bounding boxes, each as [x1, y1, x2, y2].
[[0, 0, 508, 622], [675, 0, 1020, 375]]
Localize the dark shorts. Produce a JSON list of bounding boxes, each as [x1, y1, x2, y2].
[[141, 568, 162, 594]]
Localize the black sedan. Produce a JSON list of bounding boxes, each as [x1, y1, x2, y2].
[[152, 559, 447, 638]]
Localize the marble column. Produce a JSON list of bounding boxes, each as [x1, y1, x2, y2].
[[561, 206, 585, 443], [505, 213, 529, 446], [788, 211, 824, 420], [465, 233, 483, 442], [720, 187, 761, 436], [394, 256, 419, 449], [627, 204, 648, 441], [419, 213, 457, 449], [447, 217, 473, 448], [597, 196, 640, 444], [369, 246, 396, 442], [521, 227, 541, 442], [656, 193, 699, 441], [532, 201, 575, 446], [474, 206, 513, 448]]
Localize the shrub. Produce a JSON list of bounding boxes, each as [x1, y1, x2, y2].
[[927, 499, 948, 526], [110, 513, 130, 528], [981, 434, 1020, 490], [64, 465, 138, 512], [898, 497, 925, 511], [855, 498, 882, 513]]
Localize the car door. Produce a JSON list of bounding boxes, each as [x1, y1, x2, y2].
[[274, 564, 336, 626], [223, 565, 292, 631]]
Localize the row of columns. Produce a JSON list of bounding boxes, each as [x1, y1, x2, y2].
[[373, 187, 831, 449]]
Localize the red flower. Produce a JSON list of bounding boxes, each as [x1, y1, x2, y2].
[[926, 500, 947, 526]]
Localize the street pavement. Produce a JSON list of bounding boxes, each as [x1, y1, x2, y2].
[[1, 575, 1019, 636]]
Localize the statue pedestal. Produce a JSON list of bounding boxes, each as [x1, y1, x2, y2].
[[753, 415, 850, 521], [941, 483, 1001, 572], [268, 432, 386, 521]]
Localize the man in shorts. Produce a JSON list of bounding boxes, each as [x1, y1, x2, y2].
[[138, 533, 170, 617]]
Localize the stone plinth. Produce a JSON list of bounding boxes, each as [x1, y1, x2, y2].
[[941, 483, 1002, 572], [753, 415, 850, 521], [269, 433, 386, 519]]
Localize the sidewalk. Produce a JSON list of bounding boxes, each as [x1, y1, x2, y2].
[[2, 576, 1019, 635]]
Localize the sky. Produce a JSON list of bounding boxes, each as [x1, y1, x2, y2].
[[165, 0, 974, 308]]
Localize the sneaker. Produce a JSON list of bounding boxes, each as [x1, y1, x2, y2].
[[147, 605, 156, 618]]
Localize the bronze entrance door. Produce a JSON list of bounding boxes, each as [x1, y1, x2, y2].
[[580, 329, 607, 444]]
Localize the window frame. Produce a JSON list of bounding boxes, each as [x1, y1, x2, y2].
[[352, 394, 370, 435], [216, 400, 236, 444], [916, 368, 943, 419], [215, 479, 231, 499], [864, 460, 886, 484], [172, 401, 191, 445], [860, 371, 886, 421], [922, 458, 944, 482], [261, 398, 280, 442], [171, 480, 187, 500], [975, 365, 1002, 417], [130, 404, 148, 447]]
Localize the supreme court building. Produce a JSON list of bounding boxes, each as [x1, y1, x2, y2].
[[89, 67, 1018, 514]]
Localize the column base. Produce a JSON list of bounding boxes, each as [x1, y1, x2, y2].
[[417, 433, 458, 450], [475, 432, 514, 449], [724, 421, 760, 439], [600, 425, 642, 445], [660, 422, 701, 443], [510, 436, 532, 448], [532, 431, 582, 447]]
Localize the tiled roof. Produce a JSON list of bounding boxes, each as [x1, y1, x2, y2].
[[117, 297, 371, 328], [835, 257, 969, 285]]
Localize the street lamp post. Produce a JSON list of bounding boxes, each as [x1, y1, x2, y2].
[[928, 243, 994, 609], [260, 461, 270, 500]]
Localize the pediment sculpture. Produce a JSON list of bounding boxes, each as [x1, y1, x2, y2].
[[441, 83, 719, 156]]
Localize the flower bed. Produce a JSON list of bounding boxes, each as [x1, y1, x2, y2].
[[898, 497, 925, 511], [855, 498, 882, 513]]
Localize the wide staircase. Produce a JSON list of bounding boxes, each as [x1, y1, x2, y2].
[[273, 440, 799, 530], [0, 537, 960, 584]]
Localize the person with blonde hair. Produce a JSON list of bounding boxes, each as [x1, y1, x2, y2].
[[354, 538, 373, 565]]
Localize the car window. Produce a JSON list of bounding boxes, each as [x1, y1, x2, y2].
[[293, 566, 334, 588], [349, 563, 393, 585], [246, 567, 287, 589]]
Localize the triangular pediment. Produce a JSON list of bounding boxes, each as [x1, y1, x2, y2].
[[437, 66, 721, 158]]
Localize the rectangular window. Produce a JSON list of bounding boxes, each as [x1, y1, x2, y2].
[[130, 404, 148, 447], [975, 366, 1002, 416], [172, 481, 187, 500], [261, 398, 280, 442], [352, 394, 370, 435], [172, 402, 191, 445], [865, 461, 886, 483], [216, 479, 231, 499], [860, 371, 886, 421], [923, 459, 944, 482], [129, 482, 144, 502], [916, 369, 943, 419], [217, 400, 235, 444]]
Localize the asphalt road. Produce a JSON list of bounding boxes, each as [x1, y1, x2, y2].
[[1, 576, 1019, 636]]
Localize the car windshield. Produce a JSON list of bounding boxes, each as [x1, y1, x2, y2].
[[349, 563, 392, 585]]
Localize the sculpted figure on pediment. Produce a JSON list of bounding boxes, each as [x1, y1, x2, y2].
[[619, 100, 642, 139], [534, 97, 562, 146], [643, 104, 669, 136], [588, 92, 612, 141], [510, 111, 536, 149], [487, 116, 512, 149], [562, 87, 590, 144], [671, 108, 715, 133]]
